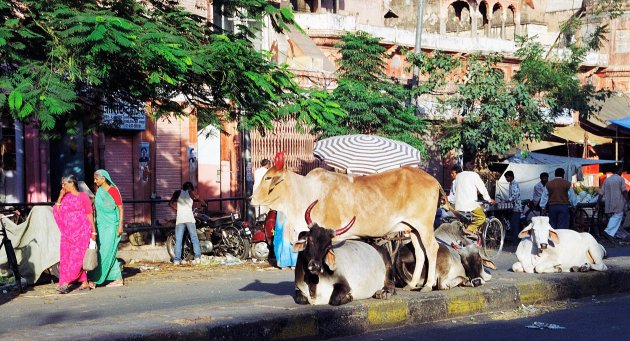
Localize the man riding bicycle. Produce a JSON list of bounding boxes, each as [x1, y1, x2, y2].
[[453, 162, 495, 234]]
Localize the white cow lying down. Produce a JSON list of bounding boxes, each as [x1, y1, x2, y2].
[[512, 216, 607, 273]]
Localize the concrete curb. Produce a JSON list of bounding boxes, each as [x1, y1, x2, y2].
[[122, 265, 630, 341]]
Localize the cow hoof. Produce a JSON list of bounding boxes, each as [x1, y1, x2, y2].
[[579, 264, 590, 272], [373, 288, 394, 300], [570, 266, 580, 272], [420, 286, 433, 293], [403, 284, 422, 291]]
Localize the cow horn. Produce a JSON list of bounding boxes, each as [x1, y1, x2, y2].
[[274, 151, 285, 170], [335, 216, 356, 236], [304, 200, 318, 226]]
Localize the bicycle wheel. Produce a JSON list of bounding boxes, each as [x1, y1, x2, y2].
[[2, 238, 23, 293], [482, 217, 504, 259], [573, 208, 590, 233]]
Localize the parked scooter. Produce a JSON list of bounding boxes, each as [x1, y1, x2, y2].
[[166, 208, 251, 261], [242, 210, 277, 261]]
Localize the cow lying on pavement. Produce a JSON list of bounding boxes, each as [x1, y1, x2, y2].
[[293, 201, 395, 305], [251, 152, 442, 292], [512, 216, 607, 273], [394, 222, 496, 290]]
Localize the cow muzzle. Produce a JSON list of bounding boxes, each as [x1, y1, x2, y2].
[[540, 243, 548, 250], [471, 277, 483, 287], [308, 261, 323, 273]]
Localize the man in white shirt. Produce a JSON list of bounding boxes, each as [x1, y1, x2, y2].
[[253, 159, 271, 219], [453, 162, 495, 233]]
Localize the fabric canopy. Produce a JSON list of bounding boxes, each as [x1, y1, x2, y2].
[[495, 152, 618, 202], [551, 125, 612, 145]]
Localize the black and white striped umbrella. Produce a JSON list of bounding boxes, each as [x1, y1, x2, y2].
[[313, 134, 421, 175]]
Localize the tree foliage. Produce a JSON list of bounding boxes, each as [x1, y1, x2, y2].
[[421, 53, 546, 168], [314, 31, 427, 153], [0, 0, 343, 137], [410, 1, 620, 167]]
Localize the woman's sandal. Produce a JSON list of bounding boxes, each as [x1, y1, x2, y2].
[[77, 284, 91, 291], [88, 281, 96, 289], [56, 285, 71, 294]]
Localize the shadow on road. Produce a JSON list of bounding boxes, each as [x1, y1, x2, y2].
[[239, 279, 294, 296]]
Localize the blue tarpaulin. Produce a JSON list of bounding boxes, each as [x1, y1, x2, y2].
[[610, 117, 630, 130]]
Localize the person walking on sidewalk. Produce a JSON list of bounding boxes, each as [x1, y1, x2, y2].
[[600, 166, 629, 242], [169, 182, 207, 265], [540, 168, 577, 229], [453, 162, 495, 234], [89, 169, 124, 288], [53, 175, 97, 293]]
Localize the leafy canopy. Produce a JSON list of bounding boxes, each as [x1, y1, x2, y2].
[[314, 31, 427, 154], [0, 0, 343, 136]]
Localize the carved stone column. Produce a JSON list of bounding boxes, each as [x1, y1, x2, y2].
[[471, 4, 478, 38], [439, 3, 448, 35]]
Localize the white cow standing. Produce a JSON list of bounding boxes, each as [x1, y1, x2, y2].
[[512, 216, 608, 273]]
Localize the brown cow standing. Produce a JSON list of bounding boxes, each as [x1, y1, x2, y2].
[[251, 161, 441, 292]]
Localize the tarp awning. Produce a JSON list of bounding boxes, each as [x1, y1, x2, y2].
[[551, 125, 612, 145], [496, 152, 618, 201], [610, 116, 630, 130]]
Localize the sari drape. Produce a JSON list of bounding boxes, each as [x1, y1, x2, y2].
[[273, 212, 298, 268], [52, 192, 92, 285], [89, 184, 122, 285]]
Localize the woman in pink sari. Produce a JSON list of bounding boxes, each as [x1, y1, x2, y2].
[[53, 175, 97, 294]]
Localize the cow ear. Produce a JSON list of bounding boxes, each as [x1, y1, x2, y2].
[[549, 230, 560, 244], [518, 223, 533, 239], [482, 258, 497, 270], [292, 240, 306, 253], [324, 250, 336, 271]]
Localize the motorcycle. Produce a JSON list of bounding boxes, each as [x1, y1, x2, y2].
[[166, 208, 251, 261], [241, 210, 277, 261]]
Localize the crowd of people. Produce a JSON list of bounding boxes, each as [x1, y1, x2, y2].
[[441, 162, 630, 245]]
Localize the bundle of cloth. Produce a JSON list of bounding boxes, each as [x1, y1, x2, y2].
[[0, 206, 60, 284]]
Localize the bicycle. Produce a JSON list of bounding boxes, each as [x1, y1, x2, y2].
[[443, 203, 505, 260], [0, 213, 23, 294]]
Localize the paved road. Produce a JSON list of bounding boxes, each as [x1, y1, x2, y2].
[[1, 244, 628, 339], [335, 292, 630, 341]]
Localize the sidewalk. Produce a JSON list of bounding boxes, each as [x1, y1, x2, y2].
[[3, 246, 630, 340]]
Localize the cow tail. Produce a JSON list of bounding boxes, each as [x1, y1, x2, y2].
[[438, 184, 466, 222]]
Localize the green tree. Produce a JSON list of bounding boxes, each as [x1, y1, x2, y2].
[[314, 31, 427, 153], [411, 1, 621, 167], [430, 53, 544, 169], [0, 0, 343, 137]]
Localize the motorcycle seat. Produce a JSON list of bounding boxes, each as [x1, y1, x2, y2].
[[205, 215, 233, 228]]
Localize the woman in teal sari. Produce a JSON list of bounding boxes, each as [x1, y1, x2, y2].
[[88, 169, 124, 288]]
